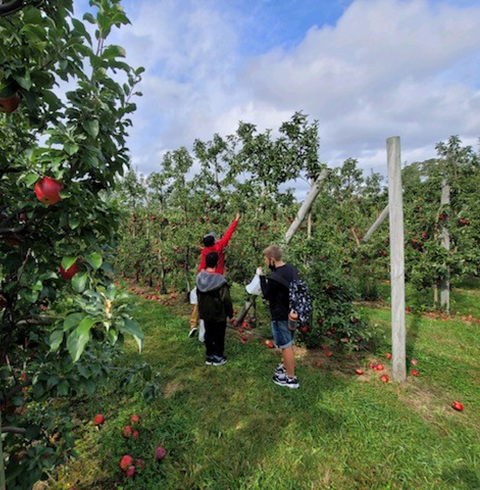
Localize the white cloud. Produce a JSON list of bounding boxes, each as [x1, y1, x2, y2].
[[93, 0, 480, 179]]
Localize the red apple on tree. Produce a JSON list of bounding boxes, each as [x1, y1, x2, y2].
[[34, 177, 64, 206], [59, 262, 80, 280], [0, 93, 20, 113]]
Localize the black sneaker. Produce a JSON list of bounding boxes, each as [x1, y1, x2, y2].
[[272, 373, 299, 389], [274, 363, 286, 375], [212, 356, 227, 367], [205, 356, 214, 366], [188, 327, 198, 338]]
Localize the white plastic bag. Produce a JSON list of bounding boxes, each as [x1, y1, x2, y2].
[[246, 269, 263, 296], [198, 320, 205, 342], [189, 287, 198, 305]]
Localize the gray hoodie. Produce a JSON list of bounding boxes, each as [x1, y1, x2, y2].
[[196, 270, 227, 293]]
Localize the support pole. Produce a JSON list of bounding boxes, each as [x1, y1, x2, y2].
[[387, 137, 406, 383], [360, 204, 389, 246], [440, 179, 450, 312], [285, 169, 329, 244]]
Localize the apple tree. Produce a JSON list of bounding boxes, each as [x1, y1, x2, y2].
[[0, 1, 147, 488]]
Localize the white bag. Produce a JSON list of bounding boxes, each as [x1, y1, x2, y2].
[[198, 320, 205, 342], [246, 270, 263, 296], [189, 287, 198, 305]]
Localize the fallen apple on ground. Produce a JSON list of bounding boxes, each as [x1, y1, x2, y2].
[[241, 336, 248, 343], [380, 375, 389, 383], [326, 351, 333, 358], [135, 459, 146, 471], [132, 430, 140, 439], [316, 360, 322, 368], [120, 455, 133, 471], [411, 369, 419, 377], [265, 340, 274, 349], [131, 414, 141, 424], [122, 426, 133, 438], [238, 328, 244, 333], [126, 466, 136, 478], [411, 359, 418, 365], [93, 414, 105, 426], [155, 446, 166, 462], [355, 369, 363, 375], [452, 401, 464, 412], [386, 353, 392, 360], [375, 364, 385, 371]]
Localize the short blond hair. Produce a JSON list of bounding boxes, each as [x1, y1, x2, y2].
[[263, 245, 283, 261]]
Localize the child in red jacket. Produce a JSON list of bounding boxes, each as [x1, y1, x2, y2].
[[189, 213, 240, 338]]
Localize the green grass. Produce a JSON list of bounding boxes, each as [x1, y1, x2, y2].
[[51, 291, 480, 490]]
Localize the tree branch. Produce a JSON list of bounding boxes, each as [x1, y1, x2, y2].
[[1, 427, 27, 435]]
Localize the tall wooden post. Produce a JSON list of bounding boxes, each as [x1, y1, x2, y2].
[[440, 179, 450, 312], [387, 137, 406, 382]]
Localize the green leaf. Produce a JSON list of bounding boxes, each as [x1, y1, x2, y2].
[[61, 257, 77, 271], [49, 330, 64, 352], [69, 215, 81, 230], [107, 328, 118, 344], [106, 283, 116, 300], [121, 318, 144, 352], [64, 313, 84, 331], [83, 119, 100, 138], [72, 272, 88, 293], [67, 317, 95, 362], [24, 172, 39, 187], [13, 71, 32, 90], [58, 380, 69, 396], [83, 12, 96, 24], [65, 142, 80, 156], [84, 252, 102, 270]]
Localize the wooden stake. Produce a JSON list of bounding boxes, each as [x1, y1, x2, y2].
[[285, 169, 329, 245], [387, 137, 406, 383], [360, 204, 389, 246], [440, 179, 450, 312]]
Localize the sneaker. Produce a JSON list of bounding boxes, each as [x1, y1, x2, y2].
[[188, 327, 198, 338], [205, 356, 214, 366], [272, 373, 299, 389], [212, 356, 227, 367], [274, 363, 286, 375]]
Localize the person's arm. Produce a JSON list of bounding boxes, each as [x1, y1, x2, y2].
[[217, 214, 240, 250], [221, 285, 234, 319], [198, 250, 206, 273], [260, 274, 279, 301]]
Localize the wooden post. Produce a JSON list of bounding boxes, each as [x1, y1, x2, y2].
[[285, 169, 329, 245], [360, 204, 389, 246], [440, 179, 450, 312], [387, 137, 406, 383], [307, 178, 314, 239], [0, 409, 5, 490]]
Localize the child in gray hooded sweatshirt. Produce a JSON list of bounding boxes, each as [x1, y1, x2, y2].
[[196, 252, 234, 366]]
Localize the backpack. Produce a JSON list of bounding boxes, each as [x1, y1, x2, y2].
[[289, 279, 312, 326]]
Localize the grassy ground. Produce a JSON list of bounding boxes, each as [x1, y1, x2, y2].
[[51, 284, 480, 490]]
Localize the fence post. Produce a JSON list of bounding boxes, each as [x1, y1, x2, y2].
[[440, 179, 450, 312], [387, 137, 406, 383]]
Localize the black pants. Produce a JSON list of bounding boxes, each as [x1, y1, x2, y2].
[[204, 320, 227, 358]]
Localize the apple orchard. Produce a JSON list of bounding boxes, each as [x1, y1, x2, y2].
[[1, 1, 480, 489]]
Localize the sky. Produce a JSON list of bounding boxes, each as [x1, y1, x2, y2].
[[74, 0, 480, 196]]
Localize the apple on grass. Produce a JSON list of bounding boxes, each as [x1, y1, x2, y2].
[[355, 369, 363, 375], [93, 414, 105, 426], [241, 336, 248, 344], [386, 353, 392, 360], [326, 351, 333, 358], [35, 177, 64, 206], [126, 466, 136, 478], [375, 364, 384, 371], [265, 340, 274, 349], [411, 369, 419, 377], [155, 446, 166, 462], [451, 401, 464, 412], [135, 459, 146, 471], [380, 375, 389, 383], [132, 430, 140, 439], [120, 455, 133, 471], [122, 426, 133, 438], [131, 414, 141, 424], [316, 360, 322, 368]]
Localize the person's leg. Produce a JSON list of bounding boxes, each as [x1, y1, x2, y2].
[[213, 321, 227, 358], [282, 346, 295, 378], [204, 320, 215, 362], [189, 304, 199, 331]]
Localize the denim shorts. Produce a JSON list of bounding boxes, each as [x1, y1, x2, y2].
[[271, 320, 295, 349]]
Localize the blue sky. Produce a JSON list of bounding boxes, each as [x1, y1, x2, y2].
[[74, 0, 480, 196]]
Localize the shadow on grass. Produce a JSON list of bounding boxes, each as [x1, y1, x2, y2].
[[442, 466, 480, 490]]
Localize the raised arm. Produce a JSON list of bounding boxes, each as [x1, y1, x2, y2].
[[217, 214, 240, 249]]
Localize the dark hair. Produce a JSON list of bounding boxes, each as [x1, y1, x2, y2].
[[206, 252, 219, 269], [203, 236, 215, 247]]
